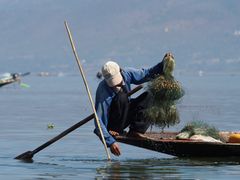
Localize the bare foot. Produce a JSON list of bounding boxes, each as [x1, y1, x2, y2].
[[109, 130, 119, 137]]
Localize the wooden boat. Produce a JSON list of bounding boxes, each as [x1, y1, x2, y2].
[[0, 77, 17, 87], [0, 72, 30, 87], [115, 132, 240, 157]]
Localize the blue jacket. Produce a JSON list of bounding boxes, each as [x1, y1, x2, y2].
[[94, 61, 164, 146]]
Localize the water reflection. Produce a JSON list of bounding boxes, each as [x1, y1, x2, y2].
[[9, 155, 240, 180], [180, 157, 240, 166], [95, 157, 240, 179], [96, 159, 181, 180]]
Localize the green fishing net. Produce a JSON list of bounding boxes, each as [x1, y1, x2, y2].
[[144, 102, 180, 129], [144, 75, 184, 129], [178, 121, 221, 140], [143, 53, 185, 130], [148, 75, 184, 102]]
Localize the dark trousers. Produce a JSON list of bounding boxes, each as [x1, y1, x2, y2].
[[107, 90, 150, 134]]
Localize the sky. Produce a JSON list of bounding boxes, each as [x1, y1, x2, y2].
[[0, 0, 240, 74]]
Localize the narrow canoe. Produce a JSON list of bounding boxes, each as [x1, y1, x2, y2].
[[115, 132, 240, 157], [0, 72, 30, 87], [0, 79, 17, 87]]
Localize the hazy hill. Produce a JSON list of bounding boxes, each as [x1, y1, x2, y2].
[[0, 0, 239, 74]]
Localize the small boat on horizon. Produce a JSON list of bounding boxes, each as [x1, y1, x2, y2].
[[0, 72, 30, 87]]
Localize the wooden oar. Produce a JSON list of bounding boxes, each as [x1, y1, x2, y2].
[[19, 72, 31, 77], [15, 85, 143, 160]]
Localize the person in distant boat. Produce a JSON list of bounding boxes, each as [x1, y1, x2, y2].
[[94, 53, 174, 156], [12, 73, 20, 80]]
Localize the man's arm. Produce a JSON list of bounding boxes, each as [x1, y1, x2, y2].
[[123, 61, 164, 85], [94, 101, 116, 147], [93, 82, 117, 145], [94, 99, 122, 156]]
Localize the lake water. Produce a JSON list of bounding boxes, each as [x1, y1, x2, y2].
[[1, 72, 240, 179]]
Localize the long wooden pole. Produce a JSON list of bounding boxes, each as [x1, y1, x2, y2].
[[64, 21, 111, 160]]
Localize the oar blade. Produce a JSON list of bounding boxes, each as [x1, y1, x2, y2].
[[19, 72, 31, 77], [15, 151, 34, 161]]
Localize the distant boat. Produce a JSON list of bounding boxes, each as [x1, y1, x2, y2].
[[116, 132, 240, 157], [0, 72, 30, 87]]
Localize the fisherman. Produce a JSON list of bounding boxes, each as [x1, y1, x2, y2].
[[11, 73, 20, 81], [94, 53, 174, 156]]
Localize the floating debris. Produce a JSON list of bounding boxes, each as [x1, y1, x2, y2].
[[20, 83, 30, 88], [47, 123, 55, 129]]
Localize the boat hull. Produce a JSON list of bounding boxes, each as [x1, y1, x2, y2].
[[116, 132, 240, 157]]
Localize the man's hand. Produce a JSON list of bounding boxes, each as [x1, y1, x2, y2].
[[110, 142, 121, 156], [163, 52, 175, 76]]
